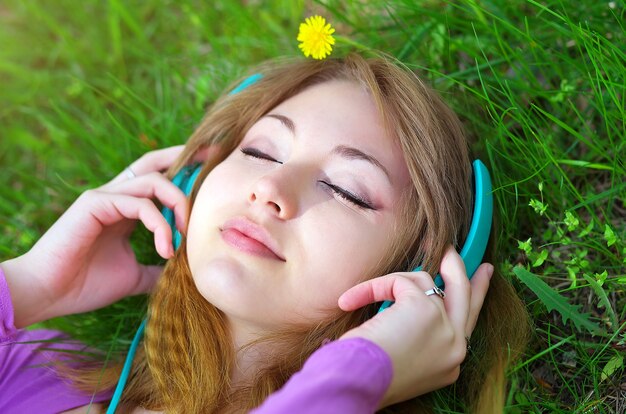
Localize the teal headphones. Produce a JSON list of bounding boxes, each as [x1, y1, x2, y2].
[[106, 74, 493, 413]]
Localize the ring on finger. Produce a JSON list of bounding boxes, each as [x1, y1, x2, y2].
[[424, 285, 446, 299], [124, 166, 137, 179]]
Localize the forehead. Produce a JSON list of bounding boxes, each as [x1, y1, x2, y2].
[[271, 80, 381, 142], [264, 80, 410, 187]]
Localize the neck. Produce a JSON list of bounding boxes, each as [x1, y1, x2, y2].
[[227, 317, 274, 388], [230, 344, 268, 387]]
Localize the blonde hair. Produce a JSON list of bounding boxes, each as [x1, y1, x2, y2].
[[63, 53, 529, 413]]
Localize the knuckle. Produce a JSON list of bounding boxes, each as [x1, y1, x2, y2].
[[384, 273, 412, 287], [139, 150, 157, 162], [148, 171, 185, 195], [140, 171, 163, 185], [397, 270, 434, 288], [414, 270, 433, 280], [445, 366, 461, 385], [440, 325, 456, 347], [148, 170, 165, 179], [139, 198, 155, 210], [134, 153, 157, 170], [80, 188, 99, 201], [450, 342, 467, 366], [442, 334, 467, 365]]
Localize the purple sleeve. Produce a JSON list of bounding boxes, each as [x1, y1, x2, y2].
[[0, 265, 113, 413], [0, 264, 16, 342], [251, 337, 393, 414]]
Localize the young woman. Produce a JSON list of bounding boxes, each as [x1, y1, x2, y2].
[[1, 53, 528, 413]]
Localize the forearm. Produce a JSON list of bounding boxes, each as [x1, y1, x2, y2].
[[0, 254, 51, 328], [251, 338, 392, 414]]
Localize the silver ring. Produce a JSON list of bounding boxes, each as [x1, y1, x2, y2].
[[124, 166, 137, 179], [424, 286, 446, 299]]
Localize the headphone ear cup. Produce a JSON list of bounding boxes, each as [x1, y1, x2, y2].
[[162, 163, 203, 251]]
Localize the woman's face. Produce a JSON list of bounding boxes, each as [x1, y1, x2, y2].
[[187, 80, 411, 334]]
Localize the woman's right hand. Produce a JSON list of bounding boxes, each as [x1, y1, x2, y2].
[[338, 247, 493, 407], [1, 145, 207, 328]]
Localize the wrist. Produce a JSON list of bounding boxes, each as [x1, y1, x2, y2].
[[1, 254, 49, 328]]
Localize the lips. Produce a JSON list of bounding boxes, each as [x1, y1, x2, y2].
[[220, 217, 286, 261]]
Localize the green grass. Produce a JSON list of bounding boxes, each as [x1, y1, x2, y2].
[[1, 0, 624, 412]]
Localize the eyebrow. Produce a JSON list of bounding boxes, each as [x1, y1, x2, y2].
[[264, 113, 391, 183], [332, 145, 391, 183], [265, 113, 296, 135]]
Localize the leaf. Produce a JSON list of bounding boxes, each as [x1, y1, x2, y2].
[[604, 224, 617, 247], [582, 273, 617, 329], [578, 221, 594, 238], [564, 211, 579, 231], [594, 270, 608, 286], [529, 199, 548, 215], [566, 266, 579, 288], [532, 250, 549, 267], [600, 354, 624, 382], [513, 266, 603, 334], [518, 238, 532, 255]]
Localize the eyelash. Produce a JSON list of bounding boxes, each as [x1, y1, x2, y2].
[[240, 147, 283, 164], [319, 180, 375, 210], [240, 147, 376, 210]]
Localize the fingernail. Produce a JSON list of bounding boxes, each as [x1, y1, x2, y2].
[[337, 294, 346, 308], [487, 264, 494, 278]]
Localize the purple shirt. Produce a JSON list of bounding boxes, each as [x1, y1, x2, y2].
[[0, 267, 114, 413], [252, 339, 392, 413], [0, 266, 392, 413]]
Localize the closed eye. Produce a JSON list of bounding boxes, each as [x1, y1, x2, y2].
[[240, 147, 283, 164], [319, 180, 375, 210], [241, 148, 375, 210]]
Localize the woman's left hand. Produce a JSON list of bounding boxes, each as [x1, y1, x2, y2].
[[337, 246, 493, 407]]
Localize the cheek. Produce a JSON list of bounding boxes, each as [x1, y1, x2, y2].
[[199, 162, 244, 203], [187, 164, 242, 262], [297, 211, 394, 308], [188, 162, 247, 226]]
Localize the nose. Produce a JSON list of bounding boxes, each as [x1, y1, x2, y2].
[[248, 169, 298, 220]]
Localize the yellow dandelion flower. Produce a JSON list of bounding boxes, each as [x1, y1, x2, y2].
[[297, 15, 336, 60]]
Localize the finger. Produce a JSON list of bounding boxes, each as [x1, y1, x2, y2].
[[191, 145, 219, 163], [87, 190, 175, 259], [107, 145, 186, 185], [465, 263, 493, 337], [98, 172, 189, 233], [438, 246, 471, 334], [394, 271, 443, 295], [338, 274, 424, 311]]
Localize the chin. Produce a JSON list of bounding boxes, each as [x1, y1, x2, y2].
[[188, 256, 263, 318]]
